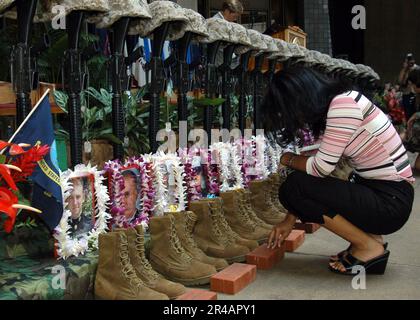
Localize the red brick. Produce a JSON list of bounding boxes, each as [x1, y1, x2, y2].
[[246, 244, 286, 269], [176, 289, 218, 300], [294, 222, 321, 234], [284, 230, 305, 252], [210, 263, 256, 295]]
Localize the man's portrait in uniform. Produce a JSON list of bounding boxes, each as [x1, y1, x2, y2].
[[66, 176, 94, 238]]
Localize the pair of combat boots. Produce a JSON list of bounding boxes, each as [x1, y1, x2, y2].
[[220, 189, 272, 244], [248, 173, 287, 225], [149, 212, 225, 286], [190, 198, 260, 263], [95, 226, 185, 300]]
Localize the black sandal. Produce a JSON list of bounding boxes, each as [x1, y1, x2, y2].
[[329, 242, 388, 263], [329, 250, 390, 276]]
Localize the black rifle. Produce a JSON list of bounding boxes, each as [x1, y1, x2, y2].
[[10, 0, 38, 126], [108, 17, 131, 160], [236, 51, 251, 135], [219, 44, 236, 131], [203, 41, 223, 138], [266, 59, 277, 84], [149, 22, 170, 153], [251, 53, 268, 135], [176, 31, 193, 128], [62, 11, 87, 167]]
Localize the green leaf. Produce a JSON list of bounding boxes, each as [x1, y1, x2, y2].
[[55, 129, 69, 140], [53, 90, 69, 113], [0, 154, 6, 164], [193, 97, 226, 107]]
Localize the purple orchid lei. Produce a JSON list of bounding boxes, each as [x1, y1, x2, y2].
[[104, 159, 125, 224], [204, 149, 220, 196], [179, 148, 203, 202], [298, 127, 316, 147]]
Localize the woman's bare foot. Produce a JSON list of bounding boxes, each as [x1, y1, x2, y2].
[[329, 238, 385, 273], [330, 234, 384, 262]]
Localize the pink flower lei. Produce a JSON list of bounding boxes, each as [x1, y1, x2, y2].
[[179, 148, 203, 202], [204, 149, 220, 196], [298, 127, 315, 147], [104, 159, 125, 221]]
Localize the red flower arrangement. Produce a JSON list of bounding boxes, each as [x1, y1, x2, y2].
[[0, 140, 46, 233], [384, 89, 406, 125]]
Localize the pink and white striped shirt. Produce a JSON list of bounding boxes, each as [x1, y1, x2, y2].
[[306, 91, 415, 183]]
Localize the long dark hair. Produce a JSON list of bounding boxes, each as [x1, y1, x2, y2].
[[261, 67, 352, 144]]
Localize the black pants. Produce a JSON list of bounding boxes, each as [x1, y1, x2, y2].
[[279, 171, 414, 235]]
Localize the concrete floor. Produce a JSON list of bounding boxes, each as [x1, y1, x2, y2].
[[212, 176, 420, 300]]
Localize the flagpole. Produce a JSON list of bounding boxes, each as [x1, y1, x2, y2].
[[8, 89, 50, 144]]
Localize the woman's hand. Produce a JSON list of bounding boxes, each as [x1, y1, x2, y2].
[[267, 214, 297, 249], [280, 152, 295, 167], [407, 113, 419, 139]]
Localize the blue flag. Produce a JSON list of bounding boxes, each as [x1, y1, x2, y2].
[[10, 91, 63, 230]]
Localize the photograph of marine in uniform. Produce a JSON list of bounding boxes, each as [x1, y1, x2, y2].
[[66, 177, 94, 238], [120, 168, 142, 223]]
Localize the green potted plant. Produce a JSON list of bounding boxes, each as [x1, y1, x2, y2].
[[54, 87, 121, 168]]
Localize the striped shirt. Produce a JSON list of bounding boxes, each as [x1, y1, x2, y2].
[[306, 91, 415, 183]]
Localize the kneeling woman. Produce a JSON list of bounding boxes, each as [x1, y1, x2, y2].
[[263, 68, 415, 275]]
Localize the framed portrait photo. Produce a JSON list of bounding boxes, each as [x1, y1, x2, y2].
[[104, 157, 153, 230], [54, 164, 111, 259]]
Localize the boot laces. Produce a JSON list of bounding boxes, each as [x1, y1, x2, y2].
[[170, 221, 192, 262], [134, 234, 159, 281], [119, 234, 147, 291], [184, 213, 199, 249], [240, 200, 263, 226], [208, 203, 231, 245], [236, 193, 256, 229]]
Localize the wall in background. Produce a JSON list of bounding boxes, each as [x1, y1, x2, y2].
[[303, 0, 332, 55], [364, 0, 420, 84], [328, 0, 364, 64]]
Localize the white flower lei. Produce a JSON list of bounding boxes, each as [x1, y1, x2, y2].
[[152, 152, 187, 215], [54, 163, 111, 260], [267, 143, 279, 174], [253, 135, 270, 179], [210, 142, 244, 191], [227, 142, 244, 190], [210, 143, 231, 192]]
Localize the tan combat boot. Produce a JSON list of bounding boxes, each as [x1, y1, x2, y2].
[[190, 199, 250, 263], [220, 190, 269, 243], [171, 211, 229, 272], [248, 179, 286, 225], [94, 231, 169, 300], [149, 215, 217, 286], [268, 173, 288, 215], [238, 189, 273, 233], [121, 227, 187, 299], [209, 198, 259, 251]]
